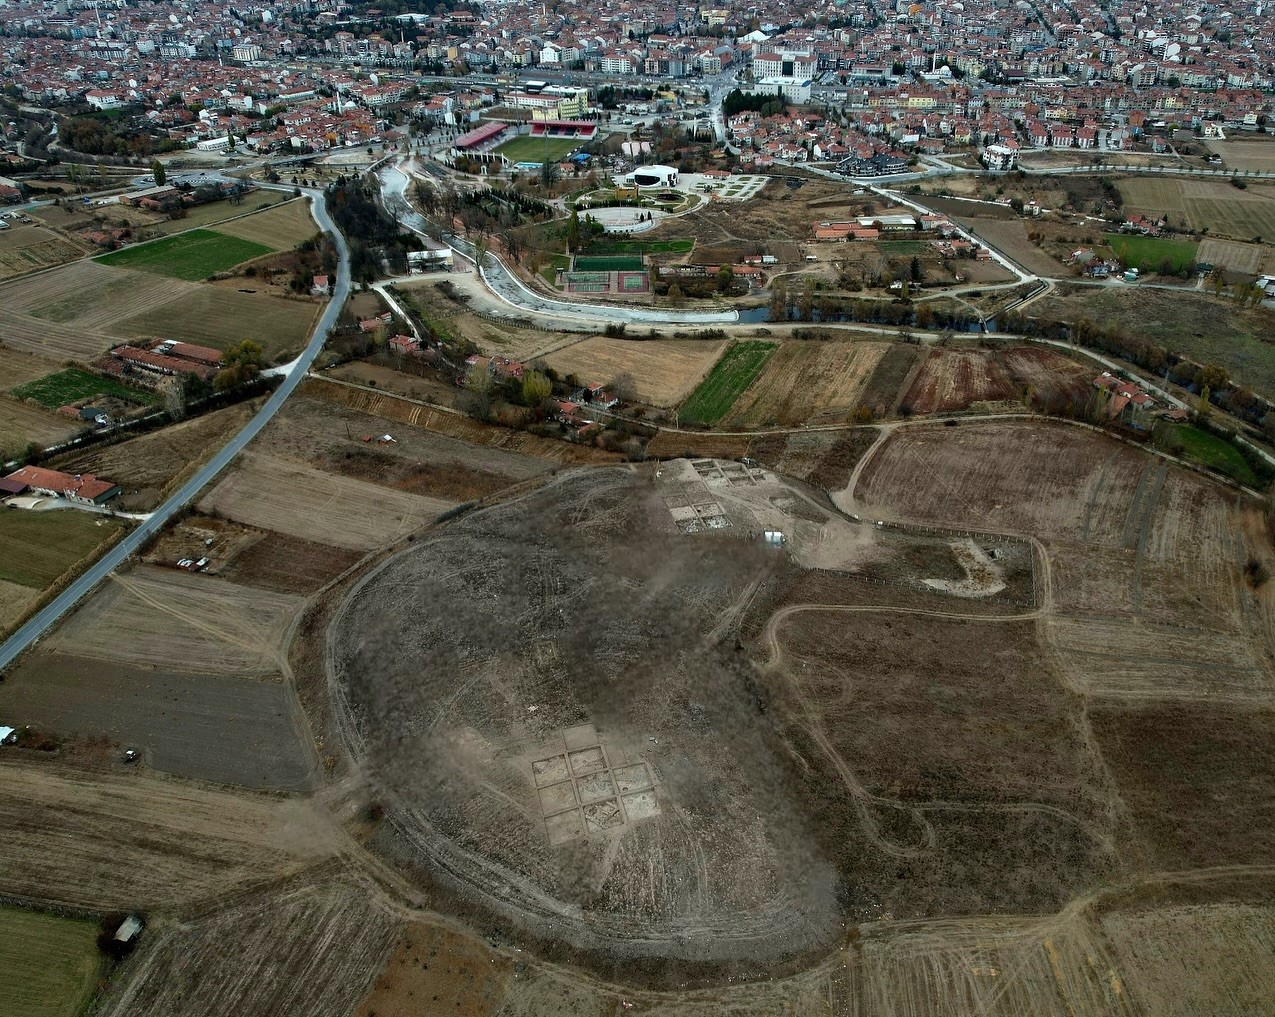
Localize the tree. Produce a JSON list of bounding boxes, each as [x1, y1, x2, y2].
[[769, 278, 787, 321], [463, 363, 495, 420], [797, 277, 815, 320], [521, 369, 552, 407], [609, 373, 636, 404], [214, 339, 264, 391], [150, 159, 166, 187], [667, 282, 684, 307], [163, 377, 186, 420], [909, 256, 923, 283], [717, 264, 734, 294]]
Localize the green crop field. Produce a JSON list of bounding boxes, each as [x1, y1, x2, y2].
[[1168, 424, 1260, 487], [1106, 233, 1198, 273], [12, 368, 156, 409], [96, 229, 272, 281], [496, 135, 581, 163], [0, 510, 123, 589], [679, 341, 776, 425], [0, 906, 103, 1017]]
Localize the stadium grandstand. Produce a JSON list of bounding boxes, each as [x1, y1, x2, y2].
[[528, 119, 597, 140], [450, 121, 509, 165]]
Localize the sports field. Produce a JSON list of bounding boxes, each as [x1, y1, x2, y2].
[[1106, 233, 1198, 273], [678, 340, 776, 425], [495, 135, 580, 163], [12, 368, 156, 409], [0, 906, 103, 1017], [573, 255, 644, 272], [97, 229, 272, 281]]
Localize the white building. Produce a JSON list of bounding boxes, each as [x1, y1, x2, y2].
[[748, 50, 815, 104], [982, 143, 1019, 170]]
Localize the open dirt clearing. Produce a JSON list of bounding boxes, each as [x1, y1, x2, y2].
[[100, 878, 398, 1017], [210, 198, 320, 250], [0, 651, 319, 790], [201, 451, 451, 550], [47, 565, 303, 675], [722, 340, 888, 427], [954, 216, 1070, 276], [114, 286, 319, 362], [541, 336, 729, 407], [258, 394, 552, 502], [0, 343, 82, 385], [0, 759, 336, 910], [355, 923, 514, 1017]]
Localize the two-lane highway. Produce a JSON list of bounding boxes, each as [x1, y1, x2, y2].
[[0, 187, 351, 671]]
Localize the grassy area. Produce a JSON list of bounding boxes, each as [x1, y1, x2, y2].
[[495, 134, 582, 164], [12, 368, 156, 409], [1168, 423, 1260, 487], [878, 240, 929, 254], [679, 341, 776, 425], [0, 509, 124, 589], [1106, 233, 1198, 273], [149, 193, 285, 236], [539, 253, 570, 287], [0, 906, 103, 1017], [1031, 286, 1275, 398], [97, 229, 272, 281], [211, 198, 317, 250], [589, 238, 695, 256]]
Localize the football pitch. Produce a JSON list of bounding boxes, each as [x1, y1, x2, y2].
[[495, 135, 581, 163]]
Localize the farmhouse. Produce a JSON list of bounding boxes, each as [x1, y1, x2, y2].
[[1094, 372, 1156, 429], [108, 344, 219, 382], [2, 465, 121, 505]]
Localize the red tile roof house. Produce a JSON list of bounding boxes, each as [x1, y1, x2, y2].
[[3, 466, 120, 505]]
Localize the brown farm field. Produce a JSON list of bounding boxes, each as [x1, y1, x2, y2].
[[200, 451, 451, 550], [259, 394, 553, 502], [953, 216, 1071, 276], [0, 509, 124, 591], [100, 879, 398, 1017], [541, 336, 729, 407], [1119, 175, 1275, 238], [902, 345, 1093, 414], [722, 340, 888, 427], [46, 565, 303, 675], [1207, 136, 1275, 172], [211, 198, 320, 250], [0, 260, 197, 330], [114, 286, 320, 362], [0, 222, 91, 280], [0, 759, 336, 910], [0, 395, 81, 454], [0, 650, 319, 790]]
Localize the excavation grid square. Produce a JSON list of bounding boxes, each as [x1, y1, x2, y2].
[[534, 735, 660, 845]]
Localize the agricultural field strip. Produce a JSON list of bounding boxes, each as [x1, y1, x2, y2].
[[679, 341, 777, 424], [46, 565, 303, 675], [725, 342, 888, 427], [0, 761, 340, 910], [199, 451, 454, 550]]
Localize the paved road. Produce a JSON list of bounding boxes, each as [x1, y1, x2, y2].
[[0, 189, 351, 672], [380, 162, 739, 326]]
